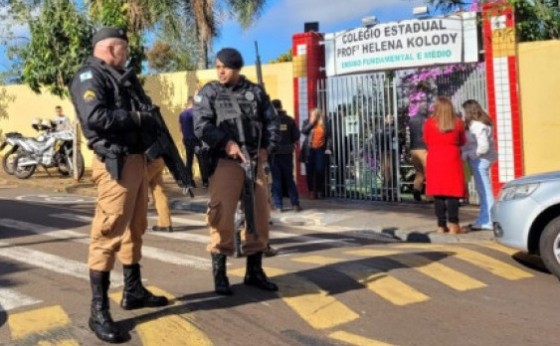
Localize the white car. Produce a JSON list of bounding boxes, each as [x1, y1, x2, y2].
[[492, 171, 560, 280]]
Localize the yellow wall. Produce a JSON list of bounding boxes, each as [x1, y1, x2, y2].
[[0, 62, 294, 175], [518, 40, 560, 175]]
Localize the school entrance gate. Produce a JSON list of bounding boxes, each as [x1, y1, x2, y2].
[[316, 64, 487, 202], [292, 3, 523, 203]]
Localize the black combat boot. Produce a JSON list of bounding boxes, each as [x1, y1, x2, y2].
[[120, 263, 168, 310], [211, 253, 232, 295], [89, 270, 124, 343], [244, 252, 278, 291]]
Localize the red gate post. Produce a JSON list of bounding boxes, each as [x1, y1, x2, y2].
[[482, 1, 524, 195], [292, 31, 326, 195]]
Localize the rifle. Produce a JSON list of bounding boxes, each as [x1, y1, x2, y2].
[[120, 68, 194, 198], [226, 90, 259, 239]]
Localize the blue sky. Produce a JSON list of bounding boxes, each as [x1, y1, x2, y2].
[[214, 0, 429, 64], [0, 0, 434, 74]]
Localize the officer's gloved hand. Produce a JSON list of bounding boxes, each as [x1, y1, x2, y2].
[[131, 111, 157, 128]]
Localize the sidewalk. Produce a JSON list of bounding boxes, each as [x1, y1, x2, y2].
[[0, 168, 494, 243]]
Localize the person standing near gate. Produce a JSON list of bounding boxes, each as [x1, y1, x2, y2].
[[270, 99, 302, 212], [424, 96, 466, 234], [179, 96, 209, 188], [70, 27, 168, 343], [408, 100, 430, 202], [302, 108, 330, 199], [194, 47, 280, 295]]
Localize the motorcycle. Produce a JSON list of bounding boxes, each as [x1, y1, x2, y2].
[[0, 131, 24, 175], [12, 120, 85, 180]]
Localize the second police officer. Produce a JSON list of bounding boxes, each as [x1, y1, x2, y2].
[[194, 48, 280, 295]]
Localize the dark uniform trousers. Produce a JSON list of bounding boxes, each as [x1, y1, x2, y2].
[[206, 151, 269, 255], [89, 154, 148, 271]]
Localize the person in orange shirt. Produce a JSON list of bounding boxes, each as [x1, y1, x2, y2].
[[301, 108, 330, 199]]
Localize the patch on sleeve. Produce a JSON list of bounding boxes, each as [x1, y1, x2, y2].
[[79, 70, 93, 82], [83, 90, 97, 102], [194, 95, 203, 103]]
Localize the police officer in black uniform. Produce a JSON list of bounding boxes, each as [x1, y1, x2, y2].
[[70, 27, 168, 343], [194, 48, 280, 295]]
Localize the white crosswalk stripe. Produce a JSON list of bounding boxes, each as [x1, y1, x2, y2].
[[48, 213, 352, 248], [0, 219, 211, 270], [0, 240, 122, 287], [0, 288, 41, 312]]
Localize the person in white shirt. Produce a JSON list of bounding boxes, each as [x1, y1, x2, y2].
[[461, 99, 497, 231], [53, 105, 71, 132]]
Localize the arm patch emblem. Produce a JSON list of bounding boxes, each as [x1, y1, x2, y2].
[[83, 90, 96, 102]]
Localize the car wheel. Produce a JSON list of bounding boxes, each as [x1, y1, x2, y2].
[[539, 216, 560, 281]]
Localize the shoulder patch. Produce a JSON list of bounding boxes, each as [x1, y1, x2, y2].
[[79, 70, 93, 82], [194, 95, 203, 103], [83, 90, 97, 102]]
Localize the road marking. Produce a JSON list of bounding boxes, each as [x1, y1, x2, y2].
[[329, 331, 394, 346], [229, 267, 360, 329], [110, 286, 212, 346], [0, 288, 41, 312], [8, 305, 71, 340], [0, 219, 211, 270], [0, 240, 122, 287], [51, 213, 208, 227], [389, 254, 487, 291], [397, 244, 533, 280], [36, 340, 79, 346], [292, 254, 429, 306], [475, 241, 519, 256], [344, 249, 403, 257]]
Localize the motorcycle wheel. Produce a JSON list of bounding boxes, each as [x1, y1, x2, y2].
[[2, 147, 18, 175], [59, 151, 85, 180], [13, 153, 36, 179]]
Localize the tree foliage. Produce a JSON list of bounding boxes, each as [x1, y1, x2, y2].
[[510, 0, 560, 41], [269, 49, 293, 64], [0, 85, 16, 140], [425, 0, 560, 41], [146, 40, 197, 72], [21, 0, 92, 97]]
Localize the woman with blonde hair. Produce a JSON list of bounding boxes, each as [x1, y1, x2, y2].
[[461, 99, 496, 231], [424, 96, 466, 234], [301, 108, 330, 199]]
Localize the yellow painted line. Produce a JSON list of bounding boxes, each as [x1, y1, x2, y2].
[[292, 255, 345, 265], [9, 305, 71, 340], [344, 249, 402, 257], [344, 264, 429, 306], [292, 254, 429, 306], [391, 254, 487, 291], [230, 266, 360, 329], [110, 286, 212, 346], [38, 340, 80, 346], [329, 331, 395, 346], [476, 242, 519, 256], [398, 244, 533, 280]]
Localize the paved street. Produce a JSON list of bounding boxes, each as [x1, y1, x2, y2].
[[0, 184, 559, 345]]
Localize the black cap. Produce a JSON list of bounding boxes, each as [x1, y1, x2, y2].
[[216, 48, 244, 70], [92, 27, 128, 48], [271, 99, 282, 110]]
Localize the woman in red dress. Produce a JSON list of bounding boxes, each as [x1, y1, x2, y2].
[[424, 97, 466, 234]]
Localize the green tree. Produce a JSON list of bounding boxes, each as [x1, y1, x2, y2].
[[189, 0, 267, 69], [145, 40, 197, 72], [269, 49, 293, 64], [0, 85, 16, 140], [21, 0, 92, 97], [425, 0, 560, 41]]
